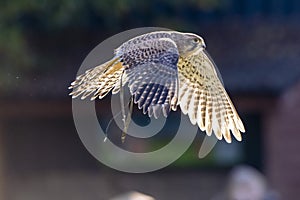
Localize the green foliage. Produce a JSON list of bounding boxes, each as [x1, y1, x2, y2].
[[0, 0, 225, 90]]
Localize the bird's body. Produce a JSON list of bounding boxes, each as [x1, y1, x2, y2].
[[69, 31, 245, 143]]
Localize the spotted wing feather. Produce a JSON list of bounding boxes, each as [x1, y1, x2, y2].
[[177, 50, 245, 143]]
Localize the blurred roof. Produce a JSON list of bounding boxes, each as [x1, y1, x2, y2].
[[203, 19, 300, 96]]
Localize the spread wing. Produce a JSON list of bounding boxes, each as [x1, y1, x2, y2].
[[69, 57, 125, 100], [116, 37, 179, 118], [177, 50, 245, 143]]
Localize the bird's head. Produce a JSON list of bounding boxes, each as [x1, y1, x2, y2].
[[170, 32, 206, 56]]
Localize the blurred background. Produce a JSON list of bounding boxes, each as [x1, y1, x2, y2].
[[1, 0, 300, 199]]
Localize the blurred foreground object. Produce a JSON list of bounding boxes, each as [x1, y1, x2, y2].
[[212, 165, 279, 200], [110, 191, 155, 200]]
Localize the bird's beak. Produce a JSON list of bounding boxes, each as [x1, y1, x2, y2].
[[202, 43, 206, 49]]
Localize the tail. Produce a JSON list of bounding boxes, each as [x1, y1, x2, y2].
[[69, 57, 125, 100]]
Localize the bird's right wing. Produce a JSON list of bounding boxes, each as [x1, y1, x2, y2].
[[177, 50, 245, 143]]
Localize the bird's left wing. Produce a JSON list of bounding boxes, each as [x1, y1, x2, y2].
[[116, 37, 179, 118], [177, 50, 245, 143]]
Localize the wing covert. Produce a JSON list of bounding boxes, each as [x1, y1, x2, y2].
[[117, 37, 180, 118]]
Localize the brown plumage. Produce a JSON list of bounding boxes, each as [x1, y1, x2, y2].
[[69, 31, 245, 143], [69, 57, 124, 100]]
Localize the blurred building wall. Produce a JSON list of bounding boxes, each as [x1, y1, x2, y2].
[[265, 81, 300, 200]]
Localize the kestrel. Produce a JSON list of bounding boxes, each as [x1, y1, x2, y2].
[[69, 31, 245, 143]]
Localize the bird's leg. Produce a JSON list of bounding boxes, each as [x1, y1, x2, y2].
[[120, 70, 126, 126], [104, 97, 132, 142], [119, 69, 133, 143], [105, 69, 133, 143], [121, 96, 133, 143]]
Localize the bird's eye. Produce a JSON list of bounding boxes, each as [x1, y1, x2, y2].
[[193, 38, 200, 43]]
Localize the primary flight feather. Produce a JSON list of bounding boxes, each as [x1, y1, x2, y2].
[[69, 31, 245, 143]]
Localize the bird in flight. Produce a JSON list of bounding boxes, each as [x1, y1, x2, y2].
[[69, 31, 245, 143]]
